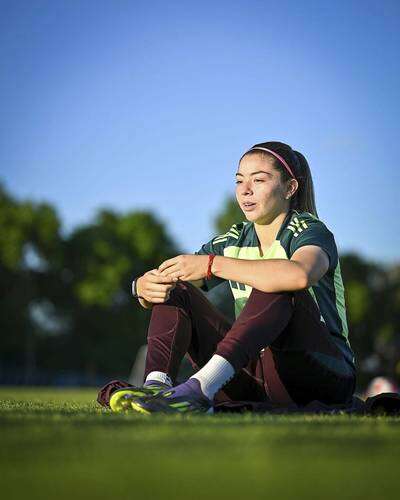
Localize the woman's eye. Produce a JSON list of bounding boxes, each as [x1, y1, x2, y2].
[[236, 179, 265, 184]]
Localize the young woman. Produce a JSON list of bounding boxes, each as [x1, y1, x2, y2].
[[109, 141, 356, 414]]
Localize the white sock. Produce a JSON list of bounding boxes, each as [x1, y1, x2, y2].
[[191, 354, 235, 400], [145, 371, 173, 387]]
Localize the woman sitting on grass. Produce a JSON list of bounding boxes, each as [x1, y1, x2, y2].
[[109, 141, 356, 414]]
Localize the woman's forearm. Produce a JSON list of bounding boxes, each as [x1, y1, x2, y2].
[[211, 256, 308, 293]]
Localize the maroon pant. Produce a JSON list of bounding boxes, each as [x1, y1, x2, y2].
[[144, 281, 355, 406]]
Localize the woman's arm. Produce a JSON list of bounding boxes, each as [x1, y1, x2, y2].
[[158, 246, 329, 293], [212, 245, 329, 293]]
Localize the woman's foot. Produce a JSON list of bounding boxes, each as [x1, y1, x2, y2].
[[109, 381, 170, 413], [129, 379, 214, 415]]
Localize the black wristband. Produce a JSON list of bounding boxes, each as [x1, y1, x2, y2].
[[131, 278, 144, 299]]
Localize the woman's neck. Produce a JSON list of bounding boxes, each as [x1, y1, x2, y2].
[[254, 209, 290, 251]]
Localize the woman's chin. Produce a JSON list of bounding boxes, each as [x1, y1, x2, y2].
[[242, 206, 269, 223], [244, 213, 260, 223], [244, 213, 269, 225]]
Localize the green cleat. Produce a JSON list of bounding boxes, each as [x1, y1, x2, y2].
[[128, 379, 214, 415], [109, 383, 168, 413]]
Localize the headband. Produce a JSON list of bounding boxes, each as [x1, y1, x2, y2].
[[246, 147, 297, 180]]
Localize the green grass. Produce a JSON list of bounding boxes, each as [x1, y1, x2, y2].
[[1, 387, 400, 500]]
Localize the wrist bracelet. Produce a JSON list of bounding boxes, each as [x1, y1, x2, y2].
[[132, 278, 144, 299], [206, 254, 216, 280]]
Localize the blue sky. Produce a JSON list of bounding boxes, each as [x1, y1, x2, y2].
[[1, 0, 399, 264]]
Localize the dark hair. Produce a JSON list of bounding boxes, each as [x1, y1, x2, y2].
[[240, 141, 318, 217]]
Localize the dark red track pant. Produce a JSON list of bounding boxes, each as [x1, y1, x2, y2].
[[144, 281, 355, 406]]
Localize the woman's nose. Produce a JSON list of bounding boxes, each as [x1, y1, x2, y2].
[[239, 182, 253, 195]]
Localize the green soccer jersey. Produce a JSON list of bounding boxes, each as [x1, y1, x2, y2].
[[195, 208, 355, 368]]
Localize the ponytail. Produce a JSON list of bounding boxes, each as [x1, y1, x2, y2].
[[292, 150, 318, 218]]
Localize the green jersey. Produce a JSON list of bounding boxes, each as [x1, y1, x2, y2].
[[196, 209, 354, 367]]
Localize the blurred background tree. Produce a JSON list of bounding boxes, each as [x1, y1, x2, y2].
[[215, 196, 243, 234], [0, 184, 63, 383], [59, 209, 179, 383], [0, 184, 180, 385]]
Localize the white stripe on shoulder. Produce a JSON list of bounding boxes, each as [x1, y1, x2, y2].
[[213, 238, 228, 245]]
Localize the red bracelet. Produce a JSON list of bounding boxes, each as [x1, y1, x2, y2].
[[206, 254, 215, 280]]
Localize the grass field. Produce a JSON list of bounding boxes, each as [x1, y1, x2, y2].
[[1, 387, 400, 500]]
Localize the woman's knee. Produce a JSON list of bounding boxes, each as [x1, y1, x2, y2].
[[164, 280, 201, 308], [250, 287, 294, 302], [163, 281, 189, 306], [239, 288, 295, 321]]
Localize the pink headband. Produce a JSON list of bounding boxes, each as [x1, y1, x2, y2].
[[247, 147, 297, 180]]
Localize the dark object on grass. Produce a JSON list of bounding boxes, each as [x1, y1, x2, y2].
[[364, 392, 400, 416], [97, 379, 400, 416], [97, 379, 131, 408], [213, 393, 400, 416]]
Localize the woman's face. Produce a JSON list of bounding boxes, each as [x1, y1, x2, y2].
[[235, 154, 293, 224]]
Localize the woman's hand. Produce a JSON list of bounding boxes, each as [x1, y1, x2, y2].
[[158, 254, 209, 281], [136, 269, 178, 304]]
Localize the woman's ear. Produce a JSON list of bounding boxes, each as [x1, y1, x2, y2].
[[286, 178, 298, 199]]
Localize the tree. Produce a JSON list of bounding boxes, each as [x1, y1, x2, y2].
[[0, 184, 63, 382], [0, 183, 181, 383], [60, 208, 180, 380], [214, 196, 244, 234]]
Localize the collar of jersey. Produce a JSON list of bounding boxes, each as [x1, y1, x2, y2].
[[249, 209, 298, 247]]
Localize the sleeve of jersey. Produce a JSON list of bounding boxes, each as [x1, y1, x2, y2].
[[194, 233, 229, 292], [288, 218, 338, 272]]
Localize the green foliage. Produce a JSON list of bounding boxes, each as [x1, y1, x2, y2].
[[338, 254, 400, 384], [0, 184, 62, 270], [214, 196, 244, 233], [0, 184, 180, 381], [69, 209, 176, 306], [0, 184, 64, 377], [65, 208, 177, 307], [345, 280, 370, 324]]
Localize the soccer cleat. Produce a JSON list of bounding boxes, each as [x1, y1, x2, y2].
[[109, 383, 168, 413], [129, 381, 214, 415]]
